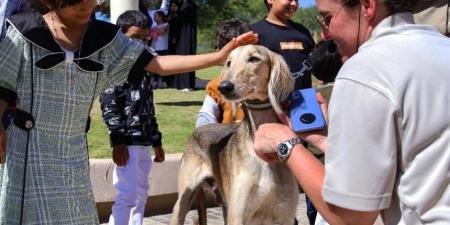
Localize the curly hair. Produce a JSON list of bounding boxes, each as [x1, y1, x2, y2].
[[215, 19, 250, 50]]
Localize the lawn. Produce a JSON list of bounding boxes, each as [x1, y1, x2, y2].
[[87, 66, 222, 159]]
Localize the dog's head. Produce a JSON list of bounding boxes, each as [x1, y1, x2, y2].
[[218, 45, 294, 114]]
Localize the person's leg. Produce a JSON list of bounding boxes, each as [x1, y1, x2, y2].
[[109, 146, 140, 225], [129, 146, 152, 225], [306, 195, 317, 225]]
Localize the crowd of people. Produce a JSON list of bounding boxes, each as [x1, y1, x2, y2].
[[0, 0, 449, 225], [140, 0, 198, 91]]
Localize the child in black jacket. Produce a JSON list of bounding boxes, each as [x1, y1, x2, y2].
[[99, 10, 164, 225]]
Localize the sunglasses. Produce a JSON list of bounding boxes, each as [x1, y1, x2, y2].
[[315, 0, 353, 30]]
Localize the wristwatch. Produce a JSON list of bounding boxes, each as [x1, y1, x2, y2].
[[276, 137, 304, 162]]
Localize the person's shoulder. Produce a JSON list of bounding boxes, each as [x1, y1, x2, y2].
[[287, 20, 314, 43], [6, 11, 44, 35], [250, 19, 268, 30], [90, 19, 121, 33], [79, 20, 122, 57], [288, 20, 311, 33]]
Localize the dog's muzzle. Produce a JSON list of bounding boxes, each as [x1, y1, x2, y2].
[[218, 80, 235, 96]]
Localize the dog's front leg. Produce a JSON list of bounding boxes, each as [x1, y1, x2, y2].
[[225, 174, 256, 225]]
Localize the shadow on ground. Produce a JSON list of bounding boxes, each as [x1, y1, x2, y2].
[[156, 101, 203, 106]]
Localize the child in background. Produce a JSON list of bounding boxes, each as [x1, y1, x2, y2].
[[150, 10, 170, 88], [100, 11, 164, 225], [0, 0, 257, 224], [251, 0, 315, 90]]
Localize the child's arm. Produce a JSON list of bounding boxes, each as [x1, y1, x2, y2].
[[100, 87, 130, 166], [99, 87, 127, 147], [196, 95, 220, 128], [196, 78, 222, 128], [155, 23, 168, 35], [148, 103, 164, 163], [145, 31, 258, 75]]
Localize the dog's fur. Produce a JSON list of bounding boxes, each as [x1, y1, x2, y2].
[[170, 45, 298, 225]]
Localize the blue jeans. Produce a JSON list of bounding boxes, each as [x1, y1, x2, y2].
[[306, 196, 317, 225]]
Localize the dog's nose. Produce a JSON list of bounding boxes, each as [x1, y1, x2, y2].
[[218, 80, 235, 95]]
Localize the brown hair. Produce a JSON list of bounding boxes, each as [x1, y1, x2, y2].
[[380, 0, 414, 14], [342, 0, 414, 14], [264, 0, 270, 11], [32, 0, 84, 11]]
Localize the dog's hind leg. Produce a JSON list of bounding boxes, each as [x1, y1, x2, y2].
[[196, 186, 207, 225], [170, 154, 213, 225]]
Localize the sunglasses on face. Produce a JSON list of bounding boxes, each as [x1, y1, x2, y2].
[[315, 0, 353, 30]]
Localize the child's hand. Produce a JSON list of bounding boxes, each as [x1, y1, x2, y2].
[[153, 146, 165, 163], [112, 144, 129, 166], [219, 31, 259, 64]]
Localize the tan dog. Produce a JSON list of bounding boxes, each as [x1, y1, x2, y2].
[[170, 45, 297, 225]]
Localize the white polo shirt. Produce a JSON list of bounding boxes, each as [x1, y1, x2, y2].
[[324, 12, 450, 225]]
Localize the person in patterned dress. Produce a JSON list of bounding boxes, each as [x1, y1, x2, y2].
[[0, 0, 257, 224]]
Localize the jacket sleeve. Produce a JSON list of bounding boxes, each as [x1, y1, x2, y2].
[[100, 85, 127, 146], [148, 88, 162, 147]]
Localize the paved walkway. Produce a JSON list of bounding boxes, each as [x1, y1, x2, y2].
[[102, 194, 309, 225]]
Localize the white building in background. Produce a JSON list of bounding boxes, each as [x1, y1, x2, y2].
[[110, 0, 138, 24]]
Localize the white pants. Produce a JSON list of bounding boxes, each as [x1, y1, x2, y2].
[[109, 146, 153, 225]]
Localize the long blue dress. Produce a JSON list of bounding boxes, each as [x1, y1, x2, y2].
[[0, 12, 156, 225]]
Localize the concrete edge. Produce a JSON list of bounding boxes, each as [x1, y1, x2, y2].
[[90, 153, 218, 223]]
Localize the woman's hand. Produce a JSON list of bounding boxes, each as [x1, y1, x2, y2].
[[153, 146, 165, 163], [296, 92, 329, 152], [218, 31, 259, 64], [254, 123, 297, 164]]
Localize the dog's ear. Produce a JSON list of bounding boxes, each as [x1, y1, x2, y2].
[[267, 49, 294, 115]]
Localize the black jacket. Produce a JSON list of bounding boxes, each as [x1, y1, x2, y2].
[[100, 73, 162, 147]]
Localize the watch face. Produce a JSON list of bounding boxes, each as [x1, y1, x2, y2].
[[279, 143, 289, 155]]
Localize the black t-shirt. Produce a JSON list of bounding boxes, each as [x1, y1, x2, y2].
[[251, 19, 315, 89]]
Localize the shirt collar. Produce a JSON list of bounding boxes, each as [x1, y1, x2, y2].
[[6, 11, 121, 58]]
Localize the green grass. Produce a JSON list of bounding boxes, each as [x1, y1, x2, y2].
[[88, 66, 222, 159]]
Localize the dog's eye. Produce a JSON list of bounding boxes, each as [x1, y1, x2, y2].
[[226, 60, 231, 67], [248, 56, 260, 63]]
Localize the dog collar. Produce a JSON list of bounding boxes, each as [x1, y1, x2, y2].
[[244, 100, 272, 109]]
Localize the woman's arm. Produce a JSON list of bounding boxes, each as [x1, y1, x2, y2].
[[253, 123, 380, 225]]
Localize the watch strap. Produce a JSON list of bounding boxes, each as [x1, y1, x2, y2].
[[277, 137, 304, 162]]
